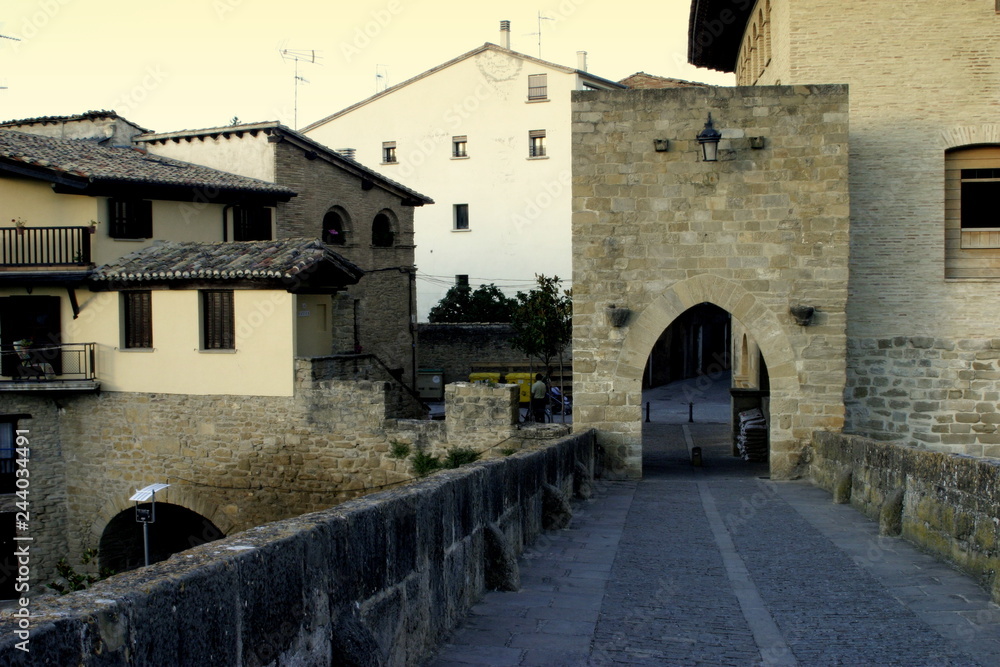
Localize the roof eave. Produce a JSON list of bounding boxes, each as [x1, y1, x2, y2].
[[687, 0, 751, 73]]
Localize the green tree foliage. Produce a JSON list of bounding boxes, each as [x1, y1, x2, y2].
[[428, 283, 517, 323], [509, 275, 572, 373]]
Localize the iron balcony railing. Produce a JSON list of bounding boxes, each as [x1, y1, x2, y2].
[[1, 226, 92, 267], [1, 342, 97, 382]]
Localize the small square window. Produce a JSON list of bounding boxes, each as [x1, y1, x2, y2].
[[454, 204, 469, 231], [453, 136, 468, 158], [202, 290, 235, 350], [382, 141, 397, 164], [109, 198, 152, 239], [528, 74, 548, 100]]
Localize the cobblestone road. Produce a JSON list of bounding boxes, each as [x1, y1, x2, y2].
[[426, 420, 1000, 666]]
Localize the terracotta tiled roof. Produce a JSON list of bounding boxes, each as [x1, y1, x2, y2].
[[0, 130, 296, 198], [90, 238, 363, 287], [619, 72, 710, 89], [0, 109, 152, 133], [137, 121, 433, 205]]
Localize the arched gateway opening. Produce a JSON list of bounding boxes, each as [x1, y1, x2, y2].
[[99, 503, 224, 573], [577, 275, 823, 481]]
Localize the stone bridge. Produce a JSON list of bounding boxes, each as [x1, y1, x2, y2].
[[3, 408, 1000, 665]]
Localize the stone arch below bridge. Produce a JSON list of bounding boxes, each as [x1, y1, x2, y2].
[[599, 275, 803, 480], [90, 485, 236, 551]]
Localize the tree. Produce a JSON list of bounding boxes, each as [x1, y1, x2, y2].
[[509, 275, 572, 375], [428, 283, 516, 323]]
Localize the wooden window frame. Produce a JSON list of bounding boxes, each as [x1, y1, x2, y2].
[[202, 290, 235, 350], [108, 198, 153, 239], [123, 291, 153, 349]]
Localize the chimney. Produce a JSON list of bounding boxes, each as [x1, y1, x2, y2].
[[577, 51, 588, 72], [500, 20, 511, 49]]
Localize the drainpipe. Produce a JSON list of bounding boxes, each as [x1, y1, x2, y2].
[[409, 267, 417, 390], [222, 204, 233, 241]]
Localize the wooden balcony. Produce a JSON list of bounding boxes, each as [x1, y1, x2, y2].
[[1, 226, 92, 268], [0, 342, 99, 392]]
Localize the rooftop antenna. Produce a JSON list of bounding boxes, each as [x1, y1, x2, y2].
[[533, 11, 554, 58], [375, 64, 389, 93], [1, 33, 20, 90], [279, 47, 322, 129]]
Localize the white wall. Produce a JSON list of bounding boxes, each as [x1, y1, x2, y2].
[[306, 49, 592, 319]]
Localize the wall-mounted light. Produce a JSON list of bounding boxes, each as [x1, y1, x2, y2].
[[789, 305, 815, 326], [653, 139, 669, 152], [606, 304, 630, 328], [696, 112, 722, 162]]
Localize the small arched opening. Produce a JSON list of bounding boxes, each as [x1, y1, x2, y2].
[[371, 211, 396, 247], [322, 207, 350, 245], [99, 502, 224, 574]]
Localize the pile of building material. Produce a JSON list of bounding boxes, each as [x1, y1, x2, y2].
[[737, 408, 768, 461]]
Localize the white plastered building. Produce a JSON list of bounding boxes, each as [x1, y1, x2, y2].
[[302, 22, 625, 319]]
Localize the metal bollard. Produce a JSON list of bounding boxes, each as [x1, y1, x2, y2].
[[646, 401, 650, 422], [689, 402, 694, 423], [691, 446, 702, 466]]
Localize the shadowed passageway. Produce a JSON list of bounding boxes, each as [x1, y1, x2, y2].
[[426, 376, 1000, 666]]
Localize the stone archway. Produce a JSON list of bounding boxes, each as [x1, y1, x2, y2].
[[98, 502, 225, 573], [573, 273, 838, 482]]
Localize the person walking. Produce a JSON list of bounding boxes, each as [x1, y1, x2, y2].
[[530, 373, 548, 423]]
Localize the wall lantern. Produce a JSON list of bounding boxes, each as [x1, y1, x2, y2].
[[606, 304, 631, 328], [130, 483, 170, 567], [789, 305, 815, 326], [653, 139, 670, 152], [696, 112, 722, 162]]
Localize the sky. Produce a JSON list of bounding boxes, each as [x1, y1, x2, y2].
[[0, 0, 733, 134]]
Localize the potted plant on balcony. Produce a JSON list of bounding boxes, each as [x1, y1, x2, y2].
[[13, 218, 26, 236], [87, 220, 99, 234]]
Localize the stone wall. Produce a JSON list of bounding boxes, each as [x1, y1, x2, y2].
[[811, 431, 1000, 601], [0, 432, 595, 666], [846, 337, 1000, 455], [275, 140, 419, 385], [0, 367, 552, 589], [571, 85, 851, 479], [417, 323, 535, 386]]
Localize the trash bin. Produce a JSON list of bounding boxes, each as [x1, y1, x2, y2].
[[506, 372, 534, 403]]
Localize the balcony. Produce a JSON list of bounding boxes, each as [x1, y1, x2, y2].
[[1, 226, 92, 268], [0, 342, 99, 392]]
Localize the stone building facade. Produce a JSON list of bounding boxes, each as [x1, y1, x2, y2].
[[571, 85, 850, 479], [138, 123, 431, 387], [689, 0, 1000, 455]]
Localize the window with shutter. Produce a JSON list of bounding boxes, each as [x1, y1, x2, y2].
[[108, 198, 153, 239], [123, 291, 153, 349], [202, 290, 235, 350]]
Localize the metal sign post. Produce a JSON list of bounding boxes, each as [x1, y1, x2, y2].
[[129, 483, 169, 567]]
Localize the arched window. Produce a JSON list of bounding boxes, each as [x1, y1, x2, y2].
[[945, 145, 1000, 278], [372, 211, 395, 247], [322, 207, 349, 245]]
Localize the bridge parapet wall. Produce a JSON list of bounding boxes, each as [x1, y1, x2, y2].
[[812, 431, 1000, 601], [0, 431, 594, 665]]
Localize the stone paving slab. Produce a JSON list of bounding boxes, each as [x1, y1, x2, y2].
[[424, 419, 1000, 666]]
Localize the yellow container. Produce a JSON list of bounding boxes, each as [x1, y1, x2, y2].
[[505, 372, 535, 403], [468, 372, 502, 384]]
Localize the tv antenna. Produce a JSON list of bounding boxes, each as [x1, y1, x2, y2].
[[0, 33, 20, 91], [279, 48, 322, 129], [375, 64, 389, 93], [530, 12, 554, 58]]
